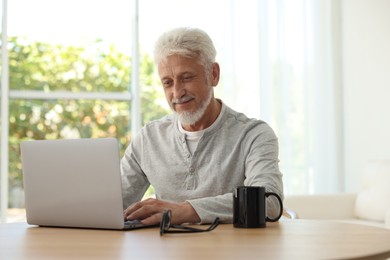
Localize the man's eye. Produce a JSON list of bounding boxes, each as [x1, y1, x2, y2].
[[182, 76, 193, 82], [162, 80, 172, 87]]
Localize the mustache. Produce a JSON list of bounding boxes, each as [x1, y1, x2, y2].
[[172, 95, 195, 104]]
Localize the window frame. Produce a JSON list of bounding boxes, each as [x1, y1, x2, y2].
[[0, 0, 141, 223]]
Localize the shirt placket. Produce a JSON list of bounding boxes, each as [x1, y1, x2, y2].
[[180, 135, 197, 190]]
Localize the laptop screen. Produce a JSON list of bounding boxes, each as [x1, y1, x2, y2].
[[21, 138, 126, 229]]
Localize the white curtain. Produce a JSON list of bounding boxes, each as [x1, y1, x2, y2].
[[141, 0, 342, 194], [257, 0, 343, 194]]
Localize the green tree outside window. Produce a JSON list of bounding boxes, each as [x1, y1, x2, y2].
[[5, 36, 167, 206]]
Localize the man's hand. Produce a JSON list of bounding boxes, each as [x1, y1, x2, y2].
[[123, 198, 201, 225]]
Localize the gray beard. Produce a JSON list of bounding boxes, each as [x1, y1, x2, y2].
[[174, 87, 213, 126]]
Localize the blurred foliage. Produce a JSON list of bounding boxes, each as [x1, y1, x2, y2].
[[7, 36, 169, 193]]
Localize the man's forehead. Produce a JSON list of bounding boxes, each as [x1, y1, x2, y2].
[[158, 56, 202, 76]]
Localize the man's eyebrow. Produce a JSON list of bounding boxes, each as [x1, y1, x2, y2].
[[181, 71, 195, 76], [160, 71, 194, 79], [159, 73, 172, 80], [178, 70, 197, 77]]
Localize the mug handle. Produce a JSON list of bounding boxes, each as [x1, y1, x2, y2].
[[265, 192, 283, 222]]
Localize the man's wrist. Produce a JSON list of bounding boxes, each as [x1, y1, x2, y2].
[[179, 201, 201, 224]]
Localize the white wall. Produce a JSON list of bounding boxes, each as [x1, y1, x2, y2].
[[342, 0, 390, 191]]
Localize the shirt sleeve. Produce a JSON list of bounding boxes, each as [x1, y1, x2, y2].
[[187, 123, 284, 224], [187, 193, 233, 224], [120, 137, 150, 210], [243, 124, 284, 219]]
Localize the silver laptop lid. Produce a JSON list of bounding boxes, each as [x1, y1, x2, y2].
[[21, 138, 126, 229]]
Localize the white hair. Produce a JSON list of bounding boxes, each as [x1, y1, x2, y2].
[[154, 27, 217, 72]]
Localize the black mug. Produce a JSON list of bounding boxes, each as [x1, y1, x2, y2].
[[233, 186, 283, 228]]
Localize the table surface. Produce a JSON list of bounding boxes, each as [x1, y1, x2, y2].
[[1, 219, 390, 260]]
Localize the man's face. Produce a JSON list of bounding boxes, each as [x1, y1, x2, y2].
[[158, 55, 213, 125]]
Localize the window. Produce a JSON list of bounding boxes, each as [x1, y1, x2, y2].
[[1, 0, 343, 222], [1, 0, 168, 222]]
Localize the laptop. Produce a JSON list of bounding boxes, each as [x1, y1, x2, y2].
[[21, 137, 152, 230]]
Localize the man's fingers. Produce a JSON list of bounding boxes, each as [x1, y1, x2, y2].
[[140, 212, 164, 226], [125, 199, 164, 221], [123, 201, 143, 218], [123, 198, 194, 225]]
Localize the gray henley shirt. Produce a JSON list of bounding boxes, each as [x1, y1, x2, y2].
[[121, 101, 284, 223]]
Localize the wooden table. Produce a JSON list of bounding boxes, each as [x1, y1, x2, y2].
[[1, 219, 390, 259]]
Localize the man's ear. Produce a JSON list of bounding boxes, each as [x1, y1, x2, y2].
[[210, 62, 220, 86]]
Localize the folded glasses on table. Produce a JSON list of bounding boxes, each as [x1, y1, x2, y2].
[[159, 209, 220, 236]]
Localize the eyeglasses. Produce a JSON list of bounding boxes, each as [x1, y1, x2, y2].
[[160, 209, 220, 236]]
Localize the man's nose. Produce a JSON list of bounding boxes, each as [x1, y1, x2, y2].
[[173, 81, 185, 99]]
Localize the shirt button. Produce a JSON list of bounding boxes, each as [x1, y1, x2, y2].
[[189, 167, 195, 173]]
